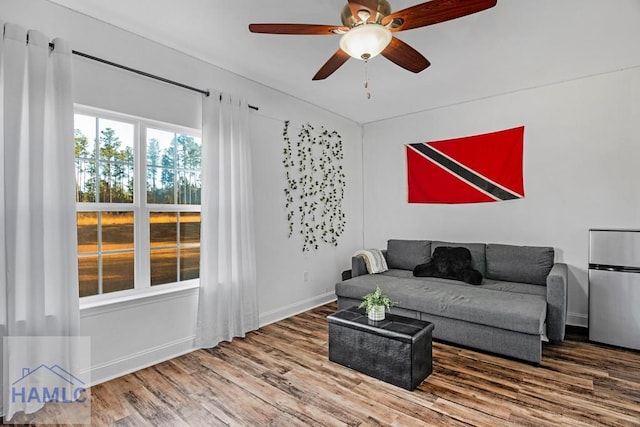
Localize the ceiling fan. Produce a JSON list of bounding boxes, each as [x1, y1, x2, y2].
[[249, 0, 497, 80]]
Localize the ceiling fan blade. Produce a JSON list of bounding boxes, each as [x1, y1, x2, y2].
[[382, 0, 497, 32], [347, 0, 379, 22], [313, 49, 351, 80], [249, 23, 347, 35], [381, 37, 430, 73]]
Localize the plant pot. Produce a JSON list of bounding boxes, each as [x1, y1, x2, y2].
[[368, 305, 385, 321]]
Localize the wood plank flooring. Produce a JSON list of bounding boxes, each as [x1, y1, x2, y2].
[[7, 302, 640, 426]]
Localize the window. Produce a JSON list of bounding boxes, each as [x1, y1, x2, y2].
[[74, 108, 201, 298], [146, 126, 202, 286]]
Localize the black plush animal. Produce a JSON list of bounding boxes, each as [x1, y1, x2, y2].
[[413, 246, 483, 285]]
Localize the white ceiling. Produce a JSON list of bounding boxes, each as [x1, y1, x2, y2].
[[47, 0, 640, 124]]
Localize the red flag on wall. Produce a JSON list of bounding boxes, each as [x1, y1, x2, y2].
[[407, 126, 525, 204]]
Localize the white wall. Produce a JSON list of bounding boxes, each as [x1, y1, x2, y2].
[[362, 67, 640, 327], [251, 115, 363, 325], [1, 0, 363, 384]]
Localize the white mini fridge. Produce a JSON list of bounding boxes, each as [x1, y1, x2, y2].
[[589, 229, 640, 350]]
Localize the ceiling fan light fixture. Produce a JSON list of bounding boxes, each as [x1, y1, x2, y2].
[[339, 24, 392, 60]]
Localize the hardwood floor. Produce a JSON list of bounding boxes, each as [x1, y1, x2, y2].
[[8, 302, 640, 426]]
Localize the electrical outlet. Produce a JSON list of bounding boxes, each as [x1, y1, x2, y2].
[[303, 271, 309, 282]]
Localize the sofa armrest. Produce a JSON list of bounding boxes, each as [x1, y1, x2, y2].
[[351, 256, 367, 278], [351, 250, 388, 278], [546, 263, 568, 342]]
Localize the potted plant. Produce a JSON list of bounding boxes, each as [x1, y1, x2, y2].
[[359, 286, 397, 321]]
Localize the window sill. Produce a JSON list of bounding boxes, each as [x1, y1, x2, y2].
[[80, 281, 200, 317]]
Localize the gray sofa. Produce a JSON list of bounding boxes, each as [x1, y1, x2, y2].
[[335, 239, 568, 364]]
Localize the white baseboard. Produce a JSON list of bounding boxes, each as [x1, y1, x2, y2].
[[567, 311, 588, 328], [88, 336, 197, 387], [259, 291, 336, 327]]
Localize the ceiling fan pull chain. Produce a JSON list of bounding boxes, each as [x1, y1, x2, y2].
[[364, 59, 371, 99]]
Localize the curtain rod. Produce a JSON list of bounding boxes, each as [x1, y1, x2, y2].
[[49, 43, 259, 111]]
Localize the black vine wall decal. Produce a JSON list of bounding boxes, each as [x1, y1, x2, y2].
[[283, 121, 346, 252]]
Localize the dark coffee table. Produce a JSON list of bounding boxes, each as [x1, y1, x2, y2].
[[327, 306, 434, 390]]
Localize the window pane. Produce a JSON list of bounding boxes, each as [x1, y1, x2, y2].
[[175, 134, 201, 170], [180, 212, 201, 245], [77, 212, 98, 254], [102, 252, 135, 294], [74, 114, 97, 203], [147, 128, 174, 166], [176, 134, 201, 205], [147, 129, 201, 206], [98, 119, 134, 203], [99, 119, 134, 161], [147, 166, 175, 204], [147, 128, 175, 205], [150, 212, 177, 247], [102, 212, 134, 251], [75, 114, 97, 146], [99, 161, 134, 203], [176, 169, 201, 205], [75, 158, 97, 202], [151, 248, 178, 286], [78, 255, 98, 297], [180, 247, 200, 281]]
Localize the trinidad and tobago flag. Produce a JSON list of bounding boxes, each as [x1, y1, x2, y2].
[[406, 126, 525, 204]]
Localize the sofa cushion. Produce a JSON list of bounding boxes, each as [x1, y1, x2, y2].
[[486, 244, 554, 286], [413, 246, 483, 285], [386, 239, 431, 270], [431, 241, 486, 276], [335, 274, 546, 335]]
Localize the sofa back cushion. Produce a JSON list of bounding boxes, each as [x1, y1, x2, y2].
[[486, 244, 554, 285], [386, 239, 431, 270], [431, 241, 486, 276]]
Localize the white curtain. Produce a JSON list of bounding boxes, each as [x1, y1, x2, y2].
[[0, 23, 79, 419], [196, 91, 258, 348]]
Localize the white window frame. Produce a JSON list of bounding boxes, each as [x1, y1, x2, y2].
[[75, 105, 201, 305]]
